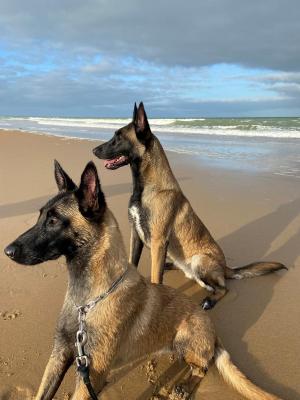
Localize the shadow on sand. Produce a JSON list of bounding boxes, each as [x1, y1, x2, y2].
[[0, 177, 190, 219], [134, 197, 300, 399], [0, 182, 132, 219]]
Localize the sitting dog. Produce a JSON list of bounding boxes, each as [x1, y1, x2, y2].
[[93, 102, 286, 309], [4, 161, 282, 400]]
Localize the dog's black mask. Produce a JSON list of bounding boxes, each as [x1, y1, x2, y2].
[[4, 161, 106, 266], [93, 102, 152, 170], [93, 130, 132, 170], [4, 193, 77, 265]]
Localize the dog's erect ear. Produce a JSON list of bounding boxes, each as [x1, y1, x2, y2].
[[132, 102, 138, 121], [54, 160, 77, 192], [76, 161, 106, 219], [134, 102, 150, 134]]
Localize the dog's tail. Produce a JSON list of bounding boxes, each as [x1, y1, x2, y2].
[[215, 340, 282, 400], [225, 261, 286, 280]]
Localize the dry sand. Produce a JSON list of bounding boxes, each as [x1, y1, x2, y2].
[[0, 129, 299, 400]]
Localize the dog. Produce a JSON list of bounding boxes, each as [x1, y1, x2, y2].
[[4, 161, 282, 400], [93, 102, 287, 309]]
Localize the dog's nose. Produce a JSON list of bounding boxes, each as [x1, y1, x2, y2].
[[4, 244, 17, 259]]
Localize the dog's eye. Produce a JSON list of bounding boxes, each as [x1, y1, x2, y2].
[[48, 216, 59, 226]]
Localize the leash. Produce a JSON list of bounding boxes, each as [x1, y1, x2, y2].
[[74, 270, 128, 399]]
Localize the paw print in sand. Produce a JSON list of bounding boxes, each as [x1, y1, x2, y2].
[[0, 310, 21, 320]]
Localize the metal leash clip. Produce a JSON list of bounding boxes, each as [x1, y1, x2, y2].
[[75, 307, 90, 368], [75, 329, 89, 367]]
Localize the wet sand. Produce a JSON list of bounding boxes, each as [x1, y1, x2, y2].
[[0, 130, 299, 399]]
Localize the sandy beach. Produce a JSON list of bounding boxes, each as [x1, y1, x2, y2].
[[0, 129, 299, 400]]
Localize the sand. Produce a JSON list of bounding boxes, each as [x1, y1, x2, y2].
[[0, 129, 299, 400]]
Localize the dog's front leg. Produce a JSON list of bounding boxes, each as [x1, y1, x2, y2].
[[72, 370, 108, 400], [35, 347, 72, 400], [129, 225, 144, 267], [151, 239, 169, 284], [72, 340, 118, 399]]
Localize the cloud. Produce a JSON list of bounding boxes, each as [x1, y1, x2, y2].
[[0, 0, 299, 71], [0, 65, 297, 117], [0, 0, 299, 116], [244, 72, 300, 107]]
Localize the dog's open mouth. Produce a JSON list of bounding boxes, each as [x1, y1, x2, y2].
[[104, 155, 129, 170]]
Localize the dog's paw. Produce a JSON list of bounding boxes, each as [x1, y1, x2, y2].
[[201, 297, 216, 310], [169, 385, 190, 400]]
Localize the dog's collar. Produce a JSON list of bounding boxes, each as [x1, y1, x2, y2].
[[75, 268, 128, 315]]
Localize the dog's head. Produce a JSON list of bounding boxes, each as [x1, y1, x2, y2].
[[93, 102, 153, 169], [4, 161, 106, 265]]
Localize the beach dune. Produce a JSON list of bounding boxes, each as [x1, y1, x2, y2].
[[0, 130, 299, 399]]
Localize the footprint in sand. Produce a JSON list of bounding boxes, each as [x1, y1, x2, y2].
[[0, 310, 21, 320]]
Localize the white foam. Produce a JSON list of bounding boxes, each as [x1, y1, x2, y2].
[[154, 125, 300, 139], [1, 116, 300, 139]]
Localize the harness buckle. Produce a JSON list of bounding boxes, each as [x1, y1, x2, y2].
[[76, 355, 89, 368]]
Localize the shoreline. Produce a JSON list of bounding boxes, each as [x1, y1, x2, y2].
[[0, 126, 101, 143], [0, 129, 299, 399]]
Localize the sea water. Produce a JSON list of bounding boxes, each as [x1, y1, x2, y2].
[[1, 116, 300, 178]]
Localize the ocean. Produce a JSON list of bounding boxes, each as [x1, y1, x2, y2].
[[1, 116, 300, 179]]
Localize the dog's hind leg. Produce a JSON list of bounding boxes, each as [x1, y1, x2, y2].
[[169, 369, 204, 400], [169, 332, 214, 400], [190, 255, 228, 310], [171, 323, 214, 399], [201, 274, 228, 310]]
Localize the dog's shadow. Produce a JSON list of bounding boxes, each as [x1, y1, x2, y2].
[[0, 183, 132, 219], [127, 197, 300, 400], [0, 177, 190, 219]]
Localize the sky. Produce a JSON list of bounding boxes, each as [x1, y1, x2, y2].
[[0, 0, 300, 117]]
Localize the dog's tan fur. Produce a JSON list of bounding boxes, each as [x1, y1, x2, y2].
[[94, 103, 286, 309], [28, 163, 281, 399]]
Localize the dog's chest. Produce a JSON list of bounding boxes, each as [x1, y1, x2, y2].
[[128, 202, 151, 244]]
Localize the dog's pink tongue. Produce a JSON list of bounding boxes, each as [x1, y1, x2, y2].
[[104, 160, 112, 168], [104, 155, 128, 168], [104, 158, 118, 168]]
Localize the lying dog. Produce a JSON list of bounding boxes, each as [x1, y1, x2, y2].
[[4, 161, 282, 399], [93, 102, 286, 309]]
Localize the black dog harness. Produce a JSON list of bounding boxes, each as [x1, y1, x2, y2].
[[75, 270, 128, 399]]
